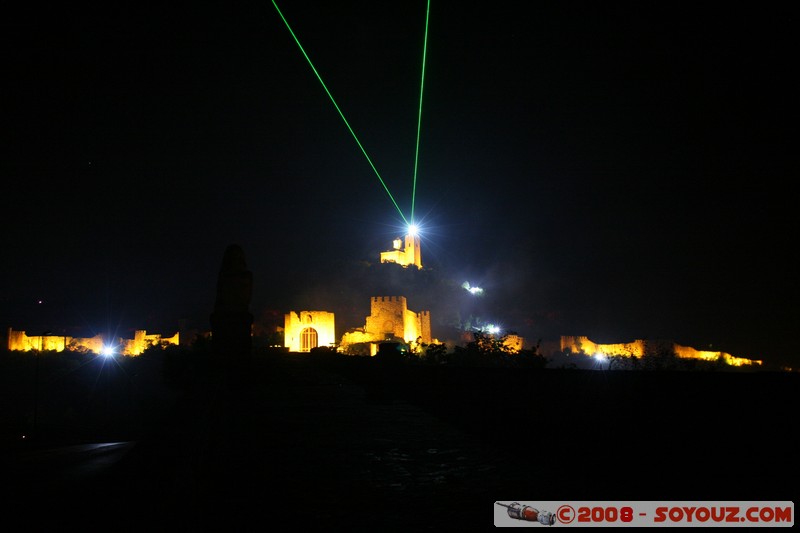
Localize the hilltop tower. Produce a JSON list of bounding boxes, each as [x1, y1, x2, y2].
[[379, 231, 422, 269]]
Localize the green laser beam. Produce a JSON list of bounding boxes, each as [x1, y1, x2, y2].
[[411, 0, 430, 224], [271, 0, 408, 225]]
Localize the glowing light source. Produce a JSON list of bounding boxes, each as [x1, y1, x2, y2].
[[101, 345, 115, 357], [461, 281, 484, 295], [408, 223, 419, 236]]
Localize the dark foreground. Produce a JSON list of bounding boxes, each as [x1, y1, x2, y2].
[[5, 353, 798, 529]]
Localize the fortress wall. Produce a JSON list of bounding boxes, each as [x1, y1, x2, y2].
[[503, 334, 524, 353], [419, 310, 432, 344], [379, 249, 404, 265], [7, 329, 32, 351], [7, 329, 69, 352], [561, 336, 760, 366], [674, 344, 761, 366], [402, 308, 421, 344], [119, 330, 180, 356], [8, 328, 178, 356], [340, 297, 432, 351], [340, 329, 375, 346], [72, 335, 104, 354], [561, 335, 594, 354]]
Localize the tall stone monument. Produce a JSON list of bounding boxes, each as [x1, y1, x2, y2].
[[209, 244, 254, 385]]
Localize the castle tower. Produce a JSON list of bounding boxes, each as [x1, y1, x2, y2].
[[365, 296, 408, 340], [404, 232, 422, 269], [419, 310, 431, 345], [358, 296, 432, 345], [379, 231, 422, 269]]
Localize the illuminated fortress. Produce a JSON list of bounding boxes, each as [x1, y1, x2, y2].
[[340, 296, 432, 355], [283, 230, 430, 354], [559, 336, 762, 367], [285, 296, 433, 356], [6, 327, 179, 356], [6, 232, 764, 366]]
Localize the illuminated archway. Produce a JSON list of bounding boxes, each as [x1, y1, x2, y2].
[[301, 327, 318, 352]]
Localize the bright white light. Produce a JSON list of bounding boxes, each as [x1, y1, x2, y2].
[[594, 352, 606, 362], [407, 223, 419, 236], [101, 345, 115, 357], [486, 325, 500, 335], [461, 281, 484, 295]]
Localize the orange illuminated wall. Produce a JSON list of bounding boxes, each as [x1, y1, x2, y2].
[[380, 233, 422, 269], [7, 327, 179, 356], [502, 334, 524, 353], [340, 296, 433, 354], [284, 311, 336, 352], [559, 335, 761, 367]]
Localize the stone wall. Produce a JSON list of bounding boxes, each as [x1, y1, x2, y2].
[[6, 327, 178, 356], [284, 311, 336, 352]]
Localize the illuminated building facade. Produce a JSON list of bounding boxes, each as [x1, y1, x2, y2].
[[380, 232, 422, 269], [283, 311, 337, 352]]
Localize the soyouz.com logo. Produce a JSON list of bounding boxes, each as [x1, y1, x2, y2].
[[494, 501, 794, 527]]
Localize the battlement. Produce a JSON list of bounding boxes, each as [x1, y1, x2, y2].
[[371, 296, 407, 304]]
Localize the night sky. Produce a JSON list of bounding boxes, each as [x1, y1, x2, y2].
[[3, 2, 796, 366]]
